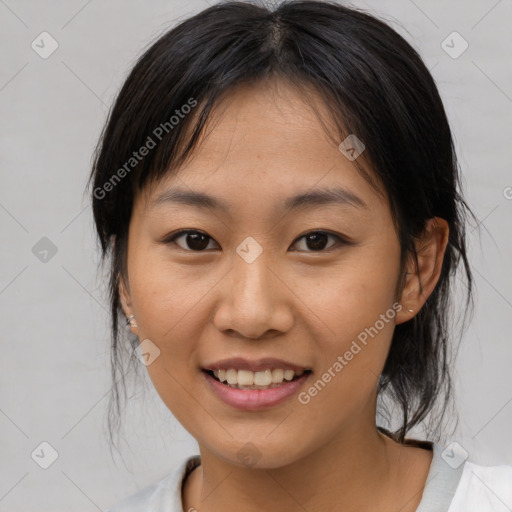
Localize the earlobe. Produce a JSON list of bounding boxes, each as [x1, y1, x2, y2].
[[396, 217, 449, 324]]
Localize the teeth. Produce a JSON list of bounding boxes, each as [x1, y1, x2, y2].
[[238, 370, 254, 386], [254, 369, 272, 386], [226, 369, 237, 385], [284, 369, 295, 381], [212, 368, 306, 389], [271, 369, 284, 383]]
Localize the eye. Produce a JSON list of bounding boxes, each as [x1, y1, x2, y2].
[[166, 230, 219, 251], [290, 230, 346, 252], [164, 229, 348, 252]]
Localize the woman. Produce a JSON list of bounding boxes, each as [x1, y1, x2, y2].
[[88, 1, 512, 510]]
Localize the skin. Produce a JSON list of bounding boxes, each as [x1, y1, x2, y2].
[[119, 78, 449, 512]]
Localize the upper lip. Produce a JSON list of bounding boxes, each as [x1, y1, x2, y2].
[[203, 357, 311, 373]]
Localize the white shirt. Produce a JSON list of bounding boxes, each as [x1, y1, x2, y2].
[[107, 443, 512, 511]]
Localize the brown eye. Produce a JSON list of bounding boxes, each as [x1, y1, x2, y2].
[[291, 231, 345, 252], [168, 230, 218, 251], [165, 229, 348, 253]]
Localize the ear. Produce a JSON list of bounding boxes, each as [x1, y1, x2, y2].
[[395, 217, 449, 325], [119, 274, 138, 335]]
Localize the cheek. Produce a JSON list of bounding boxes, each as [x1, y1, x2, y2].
[[296, 278, 399, 435], [127, 259, 211, 424], [297, 242, 401, 388], [128, 246, 218, 342], [296, 243, 401, 337], [126, 251, 218, 412]]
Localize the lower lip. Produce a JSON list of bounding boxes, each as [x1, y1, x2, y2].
[[203, 371, 311, 411]]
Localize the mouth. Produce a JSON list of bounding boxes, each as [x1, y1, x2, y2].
[[201, 357, 313, 410], [201, 365, 313, 411], [202, 368, 313, 390]]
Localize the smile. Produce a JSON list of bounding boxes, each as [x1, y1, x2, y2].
[[202, 368, 312, 411], [205, 368, 311, 389]]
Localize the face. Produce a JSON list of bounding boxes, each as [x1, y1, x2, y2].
[[120, 79, 412, 469]]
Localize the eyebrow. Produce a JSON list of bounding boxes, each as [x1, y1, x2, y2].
[[150, 185, 368, 214]]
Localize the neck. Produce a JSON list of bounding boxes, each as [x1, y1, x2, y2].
[[182, 422, 430, 512]]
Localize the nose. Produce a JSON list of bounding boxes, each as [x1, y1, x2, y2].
[[212, 254, 294, 340]]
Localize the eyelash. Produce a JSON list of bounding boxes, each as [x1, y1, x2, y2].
[[164, 229, 349, 253]]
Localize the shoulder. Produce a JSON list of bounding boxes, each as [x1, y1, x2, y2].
[[106, 455, 201, 512], [448, 460, 512, 511]]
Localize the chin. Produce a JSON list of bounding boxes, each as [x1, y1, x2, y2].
[[208, 436, 311, 470]]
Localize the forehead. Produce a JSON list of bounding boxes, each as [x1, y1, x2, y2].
[[138, 79, 386, 216]]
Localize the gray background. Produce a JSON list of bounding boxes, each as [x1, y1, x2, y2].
[[1, 0, 511, 510]]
